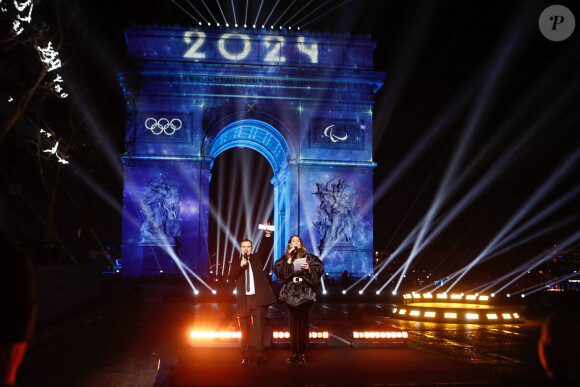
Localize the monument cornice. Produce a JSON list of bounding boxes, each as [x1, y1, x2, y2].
[[291, 159, 377, 168], [122, 73, 381, 102]]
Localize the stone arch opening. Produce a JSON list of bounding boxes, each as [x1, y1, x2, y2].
[[209, 119, 290, 175], [208, 119, 292, 263]]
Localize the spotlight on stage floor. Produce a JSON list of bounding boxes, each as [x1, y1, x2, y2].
[[391, 292, 522, 324]]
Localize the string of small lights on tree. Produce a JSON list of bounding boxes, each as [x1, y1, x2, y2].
[[1, 0, 69, 165]]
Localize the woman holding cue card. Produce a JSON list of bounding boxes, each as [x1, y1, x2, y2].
[[273, 235, 324, 366]]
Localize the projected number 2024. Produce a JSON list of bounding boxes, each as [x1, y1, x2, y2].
[[183, 31, 318, 64]]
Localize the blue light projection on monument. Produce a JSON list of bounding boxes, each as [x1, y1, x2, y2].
[[120, 27, 384, 279]]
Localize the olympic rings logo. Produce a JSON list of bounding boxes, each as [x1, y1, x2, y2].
[[145, 118, 183, 136]]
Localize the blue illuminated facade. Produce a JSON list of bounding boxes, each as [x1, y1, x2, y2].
[[120, 27, 384, 279]]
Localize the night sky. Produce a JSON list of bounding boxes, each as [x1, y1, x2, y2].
[[1, 0, 579, 282]]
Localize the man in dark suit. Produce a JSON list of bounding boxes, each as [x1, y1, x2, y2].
[[228, 222, 277, 366]]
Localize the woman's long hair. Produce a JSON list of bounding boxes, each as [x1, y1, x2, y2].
[[285, 235, 308, 257]]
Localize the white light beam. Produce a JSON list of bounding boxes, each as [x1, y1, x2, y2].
[[169, 0, 201, 24]]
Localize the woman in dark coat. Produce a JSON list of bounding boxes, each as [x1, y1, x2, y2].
[[273, 235, 324, 365]]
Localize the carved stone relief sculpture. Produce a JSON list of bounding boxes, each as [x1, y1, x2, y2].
[[139, 174, 181, 244], [313, 177, 357, 246]]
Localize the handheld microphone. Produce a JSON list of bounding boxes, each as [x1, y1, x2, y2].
[[242, 252, 249, 269]]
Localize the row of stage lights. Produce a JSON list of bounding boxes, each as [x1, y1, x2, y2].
[[393, 308, 520, 322], [139, 281, 526, 298], [189, 330, 408, 342], [403, 293, 490, 302], [195, 22, 300, 30], [403, 292, 527, 300], [142, 273, 527, 299], [353, 331, 408, 340], [190, 331, 242, 339], [188, 331, 329, 341], [119, 271, 525, 300], [189, 290, 521, 297], [204, 291, 493, 297], [273, 331, 329, 340]]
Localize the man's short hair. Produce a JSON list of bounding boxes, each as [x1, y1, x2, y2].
[[240, 239, 253, 248]]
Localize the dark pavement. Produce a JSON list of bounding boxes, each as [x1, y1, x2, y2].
[[16, 283, 549, 386]]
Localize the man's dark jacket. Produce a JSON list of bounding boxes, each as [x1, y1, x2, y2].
[[228, 237, 277, 317]]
